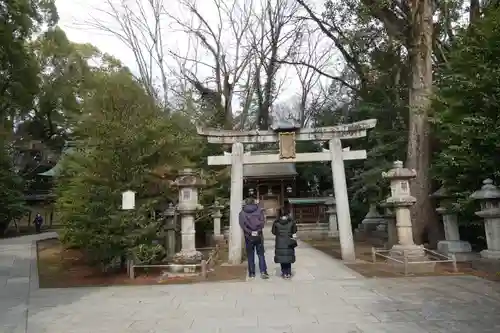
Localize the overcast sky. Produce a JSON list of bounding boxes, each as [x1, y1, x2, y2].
[[54, 0, 336, 108]]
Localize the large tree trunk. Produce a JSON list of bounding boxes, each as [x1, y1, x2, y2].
[[470, 0, 481, 24], [406, 0, 442, 247]]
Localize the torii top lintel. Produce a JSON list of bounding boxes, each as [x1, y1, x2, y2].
[[197, 119, 377, 144]]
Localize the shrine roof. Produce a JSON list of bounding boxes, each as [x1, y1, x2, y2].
[[243, 150, 297, 178], [38, 147, 75, 177]]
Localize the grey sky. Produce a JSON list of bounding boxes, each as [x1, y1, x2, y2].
[[54, 0, 338, 110]]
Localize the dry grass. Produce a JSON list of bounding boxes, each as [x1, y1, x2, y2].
[[37, 239, 246, 288], [304, 238, 500, 281]]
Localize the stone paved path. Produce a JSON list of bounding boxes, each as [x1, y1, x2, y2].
[[2, 232, 500, 333]]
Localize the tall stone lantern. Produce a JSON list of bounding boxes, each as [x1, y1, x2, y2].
[[382, 161, 426, 260], [325, 195, 338, 237], [212, 200, 225, 243], [470, 179, 500, 260], [379, 197, 397, 247], [172, 168, 205, 264], [162, 203, 177, 258], [432, 186, 476, 261]]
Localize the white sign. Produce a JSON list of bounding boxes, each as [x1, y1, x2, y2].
[[122, 190, 135, 210]]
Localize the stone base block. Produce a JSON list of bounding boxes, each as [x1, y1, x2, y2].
[[453, 252, 480, 262], [480, 249, 500, 260], [437, 240, 478, 262], [172, 250, 203, 265], [328, 231, 339, 238], [212, 234, 225, 244], [387, 244, 436, 274], [438, 240, 472, 254], [361, 222, 380, 233], [471, 257, 500, 274], [389, 244, 426, 258]]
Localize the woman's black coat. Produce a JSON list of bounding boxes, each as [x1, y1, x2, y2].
[[271, 216, 297, 264]]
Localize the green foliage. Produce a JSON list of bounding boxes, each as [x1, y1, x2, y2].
[[0, 140, 26, 234], [17, 27, 128, 150], [0, 0, 58, 131], [132, 241, 166, 264], [433, 7, 500, 203], [55, 71, 198, 267]]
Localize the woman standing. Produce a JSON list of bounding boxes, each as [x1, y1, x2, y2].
[[271, 205, 297, 279]]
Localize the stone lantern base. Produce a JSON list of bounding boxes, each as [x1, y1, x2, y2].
[[172, 249, 203, 265], [437, 240, 479, 262], [212, 234, 225, 244], [328, 230, 340, 238], [480, 249, 500, 260], [387, 244, 436, 273]]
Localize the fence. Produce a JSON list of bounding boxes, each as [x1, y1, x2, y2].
[[371, 247, 458, 276], [127, 244, 221, 280]]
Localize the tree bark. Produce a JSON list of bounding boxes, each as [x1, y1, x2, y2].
[[470, 0, 481, 25], [406, 0, 441, 247]]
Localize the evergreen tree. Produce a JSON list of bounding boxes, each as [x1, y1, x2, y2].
[[0, 141, 26, 234], [55, 70, 198, 268], [433, 7, 500, 200]]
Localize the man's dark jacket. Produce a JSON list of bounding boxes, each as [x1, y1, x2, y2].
[[239, 203, 265, 237]]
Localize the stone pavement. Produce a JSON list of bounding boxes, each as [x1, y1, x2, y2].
[[2, 232, 500, 333]]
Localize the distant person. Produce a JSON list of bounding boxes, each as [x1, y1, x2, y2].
[[239, 197, 269, 279], [34, 213, 43, 234], [272, 204, 297, 279]]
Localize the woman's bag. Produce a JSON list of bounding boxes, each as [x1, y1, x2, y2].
[[288, 237, 298, 249], [249, 230, 263, 244]]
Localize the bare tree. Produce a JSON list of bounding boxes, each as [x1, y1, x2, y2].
[[290, 26, 332, 126], [168, 0, 255, 129], [83, 0, 171, 109], [298, 0, 442, 246], [248, 0, 303, 129]]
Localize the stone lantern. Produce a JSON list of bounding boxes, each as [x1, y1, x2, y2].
[[162, 203, 177, 258], [172, 168, 205, 265], [360, 204, 384, 233], [470, 179, 500, 260], [325, 195, 338, 237], [379, 197, 397, 247], [382, 161, 426, 260], [212, 200, 225, 243], [432, 186, 476, 261]]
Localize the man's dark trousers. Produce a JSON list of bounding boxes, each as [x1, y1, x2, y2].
[[245, 237, 267, 276]]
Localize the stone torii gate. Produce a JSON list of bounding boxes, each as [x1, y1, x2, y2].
[[197, 119, 377, 264]]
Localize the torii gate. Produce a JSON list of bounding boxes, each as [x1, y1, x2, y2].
[[197, 119, 377, 264]]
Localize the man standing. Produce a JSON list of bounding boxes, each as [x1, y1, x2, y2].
[[239, 197, 269, 279], [34, 213, 43, 234]]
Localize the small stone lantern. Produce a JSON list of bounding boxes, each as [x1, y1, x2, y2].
[[212, 200, 225, 243], [361, 203, 385, 233], [382, 161, 426, 260], [432, 186, 476, 261], [325, 195, 338, 237], [470, 179, 500, 260], [162, 203, 177, 258], [379, 197, 397, 248], [172, 169, 205, 265]]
